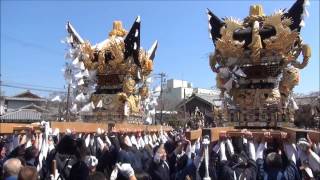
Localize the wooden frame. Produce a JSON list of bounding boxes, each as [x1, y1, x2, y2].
[[185, 129, 202, 140], [0, 123, 36, 134], [0, 122, 173, 134], [184, 127, 319, 143]]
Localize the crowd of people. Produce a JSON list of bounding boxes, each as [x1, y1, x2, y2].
[[0, 122, 320, 180]]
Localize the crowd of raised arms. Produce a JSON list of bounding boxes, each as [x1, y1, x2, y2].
[[0, 122, 320, 180]]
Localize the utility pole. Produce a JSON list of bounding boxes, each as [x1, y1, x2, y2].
[[65, 67, 72, 122], [159, 72, 166, 125], [184, 88, 186, 121], [0, 54, 3, 122], [152, 72, 167, 125], [65, 84, 71, 122]]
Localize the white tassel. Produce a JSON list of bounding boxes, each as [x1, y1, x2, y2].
[[134, 42, 137, 50], [72, 57, 79, 65], [80, 102, 95, 112], [124, 136, 133, 147], [85, 135, 90, 147], [291, 97, 299, 110], [75, 71, 84, 80], [77, 78, 84, 86], [152, 134, 157, 143], [144, 135, 149, 145], [131, 136, 139, 149], [70, 104, 78, 113], [136, 16, 141, 23], [305, 0, 310, 6], [226, 139, 234, 155], [124, 102, 130, 116], [105, 136, 112, 147], [110, 168, 119, 180], [146, 77, 152, 84], [26, 140, 32, 148], [96, 100, 103, 108], [79, 62, 85, 70], [303, 9, 309, 17], [235, 68, 246, 77], [82, 69, 90, 77], [305, 167, 314, 178], [138, 137, 145, 148], [97, 137, 105, 150], [300, 19, 305, 27], [137, 69, 141, 80], [75, 93, 86, 102]]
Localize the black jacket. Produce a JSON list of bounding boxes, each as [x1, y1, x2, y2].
[[149, 160, 170, 180]]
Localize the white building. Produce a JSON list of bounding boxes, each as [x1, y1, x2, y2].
[[159, 79, 220, 110]]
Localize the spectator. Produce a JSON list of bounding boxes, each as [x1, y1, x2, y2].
[[149, 144, 170, 180], [1, 142, 7, 179], [256, 132, 301, 180], [88, 171, 107, 180], [1, 124, 320, 180], [85, 155, 99, 174], [3, 158, 22, 180], [69, 138, 90, 180], [17, 166, 38, 180]]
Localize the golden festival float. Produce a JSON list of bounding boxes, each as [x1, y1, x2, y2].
[[187, 0, 319, 142], [63, 17, 158, 125], [0, 17, 173, 134]]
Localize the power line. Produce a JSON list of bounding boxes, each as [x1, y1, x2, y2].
[[2, 33, 64, 56], [1, 84, 66, 93], [2, 81, 65, 91]]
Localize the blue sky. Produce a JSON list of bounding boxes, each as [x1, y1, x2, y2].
[[1, 0, 319, 97]]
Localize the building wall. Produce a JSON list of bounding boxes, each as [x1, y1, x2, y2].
[[160, 79, 219, 110], [162, 87, 194, 110], [193, 88, 219, 95], [166, 79, 192, 89], [6, 100, 45, 111], [7, 101, 31, 110]]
